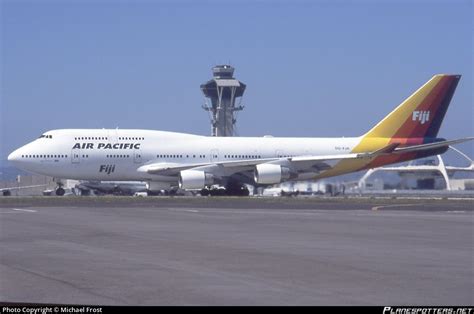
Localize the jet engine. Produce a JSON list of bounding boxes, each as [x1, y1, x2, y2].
[[179, 170, 214, 189], [254, 164, 294, 184]]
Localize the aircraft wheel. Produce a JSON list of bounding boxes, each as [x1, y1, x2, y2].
[[3, 190, 11, 196], [55, 187, 65, 196], [208, 189, 218, 196], [200, 188, 210, 196], [224, 182, 249, 197]]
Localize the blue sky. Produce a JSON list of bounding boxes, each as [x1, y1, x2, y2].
[[1, 0, 472, 165]]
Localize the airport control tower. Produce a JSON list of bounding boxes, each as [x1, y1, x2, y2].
[[201, 65, 246, 137]]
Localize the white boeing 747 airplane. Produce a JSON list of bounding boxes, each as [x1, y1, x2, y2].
[[7, 74, 473, 195]]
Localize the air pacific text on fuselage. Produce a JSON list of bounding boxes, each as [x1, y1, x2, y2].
[[72, 143, 141, 150]]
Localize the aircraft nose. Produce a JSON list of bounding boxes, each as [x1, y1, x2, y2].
[[8, 149, 21, 162]]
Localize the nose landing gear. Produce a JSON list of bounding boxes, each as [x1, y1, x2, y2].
[[53, 179, 66, 196], [55, 187, 65, 196]]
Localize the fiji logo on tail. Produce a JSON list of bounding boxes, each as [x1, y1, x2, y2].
[[412, 110, 430, 124], [99, 165, 115, 175]]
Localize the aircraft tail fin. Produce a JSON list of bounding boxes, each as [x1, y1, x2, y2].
[[363, 74, 461, 139]]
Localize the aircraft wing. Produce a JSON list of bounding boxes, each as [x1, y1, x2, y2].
[[137, 154, 364, 177], [137, 137, 473, 182], [137, 158, 279, 176]]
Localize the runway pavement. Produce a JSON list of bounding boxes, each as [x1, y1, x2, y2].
[[0, 198, 472, 305]]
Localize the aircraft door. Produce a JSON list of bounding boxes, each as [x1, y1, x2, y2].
[[134, 150, 142, 164], [108, 129, 118, 144], [210, 149, 219, 163], [275, 150, 285, 158], [71, 149, 81, 164]]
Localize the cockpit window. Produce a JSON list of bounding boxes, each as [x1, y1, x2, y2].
[[39, 134, 53, 139]]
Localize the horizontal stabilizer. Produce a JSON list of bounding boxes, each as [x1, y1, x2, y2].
[[393, 137, 473, 154]]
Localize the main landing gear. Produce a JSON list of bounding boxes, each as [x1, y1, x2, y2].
[[200, 182, 250, 197]]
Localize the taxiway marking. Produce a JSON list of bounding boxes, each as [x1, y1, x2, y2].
[[371, 204, 418, 211], [12, 208, 37, 213], [168, 209, 200, 213]]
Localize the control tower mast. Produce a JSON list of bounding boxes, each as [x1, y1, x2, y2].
[[201, 65, 246, 137]]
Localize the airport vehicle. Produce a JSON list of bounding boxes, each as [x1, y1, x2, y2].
[[8, 74, 473, 196], [0, 184, 49, 196], [0, 170, 51, 196]]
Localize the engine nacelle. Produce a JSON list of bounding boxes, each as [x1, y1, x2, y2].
[[179, 170, 214, 189], [254, 164, 293, 184]]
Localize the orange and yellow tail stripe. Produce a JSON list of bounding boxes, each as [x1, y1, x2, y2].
[[316, 74, 461, 178]]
